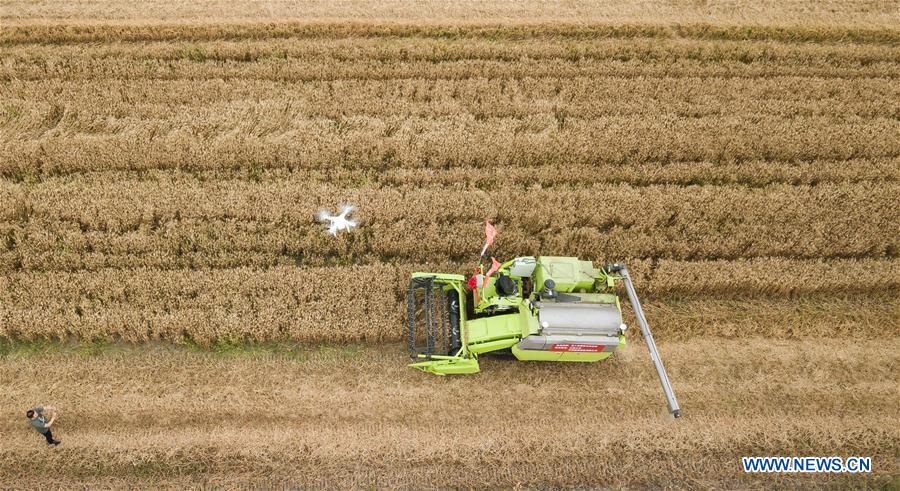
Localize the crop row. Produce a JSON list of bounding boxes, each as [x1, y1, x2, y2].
[[2, 258, 896, 342], [357, 159, 899, 187], [3, 115, 896, 177], [8, 35, 899, 66], [2, 179, 896, 268], [5, 55, 897, 83], [5, 77, 898, 139]]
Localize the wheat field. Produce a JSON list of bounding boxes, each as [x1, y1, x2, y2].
[[1, 0, 898, 487]]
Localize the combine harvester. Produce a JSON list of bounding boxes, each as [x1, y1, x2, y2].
[[407, 222, 681, 417]]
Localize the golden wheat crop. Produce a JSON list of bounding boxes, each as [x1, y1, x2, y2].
[[2, 258, 896, 343], [3, 177, 897, 270], [1, 13, 897, 343]]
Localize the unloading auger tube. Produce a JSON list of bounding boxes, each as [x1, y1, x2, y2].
[[604, 263, 681, 417]]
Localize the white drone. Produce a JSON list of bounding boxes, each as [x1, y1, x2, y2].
[[318, 204, 358, 236]]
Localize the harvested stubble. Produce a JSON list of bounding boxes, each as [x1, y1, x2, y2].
[[6, 0, 900, 24], [1, 338, 898, 487]]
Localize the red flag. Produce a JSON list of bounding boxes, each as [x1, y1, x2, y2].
[[480, 220, 497, 256], [485, 220, 497, 246], [485, 257, 501, 279]]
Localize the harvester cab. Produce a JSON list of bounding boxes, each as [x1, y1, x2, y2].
[[407, 224, 681, 417]]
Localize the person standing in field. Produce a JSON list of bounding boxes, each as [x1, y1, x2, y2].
[[26, 405, 61, 446]]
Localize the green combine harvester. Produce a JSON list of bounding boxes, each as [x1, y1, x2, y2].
[[407, 223, 681, 417]]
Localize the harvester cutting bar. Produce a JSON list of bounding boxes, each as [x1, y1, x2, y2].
[[606, 263, 682, 418]]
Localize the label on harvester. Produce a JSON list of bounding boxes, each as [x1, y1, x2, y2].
[[549, 343, 603, 352]]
